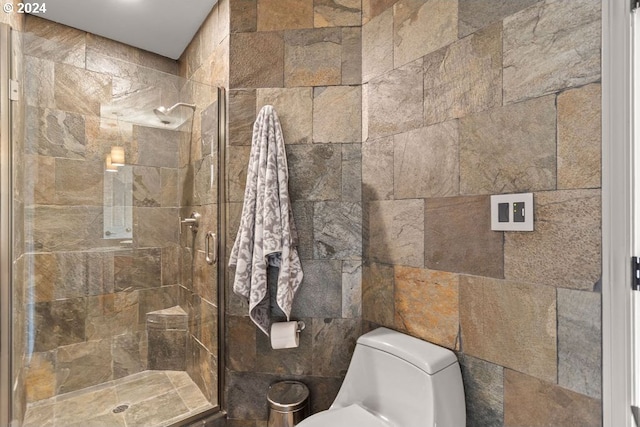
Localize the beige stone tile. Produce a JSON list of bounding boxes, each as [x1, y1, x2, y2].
[[133, 207, 180, 248], [26, 106, 86, 160], [460, 275, 557, 383], [228, 89, 256, 146], [25, 154, 55, 206], [504, 370, 602, 427], [393, 0, 457, 68], [459, 95, 557, 195], [425, 196, 503, 278], [54, 159, 103, 206], [342, 143, 361, 201], [112, 332, 147, 379], [558, 288, 602, 399], [311, 318, 361, 377], [84, 116, 134, 163], [284, 28, 342, 87], [177, 383, 214, 411], [367, 58, 423, 139], [313, 86, 361, 143], [558, 83, 601, 189], [459, 354, 504, 427], [229, 32, 284, 89], [504, 189, 601, 290], [362, 0, 398, 24], [503, 0, 601, 104], [257, 87, 313, 144], [54, 63, 112, 116], [341, 27, 362, 85], [362, 262, 395, 327], [54, 387, 118, 423], [458, 0, 539, 38], [313, 201, 362, 259], [56, 339, 113, 394], [423, 23, 502, 126], [86, 33, 141, 67], [115, 371, 174, 405], [342, 261, 362, 318], [85, 292, 138, 341], [257, 0, 313, 31], [226, 315, 257, 372], [86, 52, 181, 93], [24, 402, 54, 427], [26, 206, 105, 252], [362, 8, 393, 83], [124, 390, 190, 426], [393, 121, 458, 198], [227, 145, 251, 202], [286, 144, 342, 201], [24, 56, 55, 108], [230, 0, 257, 33], [362, 137, 394, 200], [25, 352, 56, 402], [166, 371, 193, 389], [368, 199, 424, 267], [394, 266, 459, 349], [134, 126, 181, 168], [60, 412, 126, 427], [24, 16, 86, 68], [314, 0, 362, 27]]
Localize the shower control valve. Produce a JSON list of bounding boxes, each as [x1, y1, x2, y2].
[[179, 212, 201, 234]]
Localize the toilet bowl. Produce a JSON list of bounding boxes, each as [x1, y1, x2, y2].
[[297, 327, 466, 427]]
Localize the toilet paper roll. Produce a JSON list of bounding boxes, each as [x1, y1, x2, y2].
[[270, 321, 300, 349]]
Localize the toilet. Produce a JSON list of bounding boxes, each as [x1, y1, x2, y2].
[[297, 327, 466, 427]]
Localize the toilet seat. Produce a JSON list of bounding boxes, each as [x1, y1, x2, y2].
[[298, 404, 392, 427]]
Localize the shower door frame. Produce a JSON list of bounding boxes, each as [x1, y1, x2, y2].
[[603, 0, 635, 426], [0, 22, 12, 427]]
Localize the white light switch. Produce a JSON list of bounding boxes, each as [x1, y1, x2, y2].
[[490, 193, 534, 231]]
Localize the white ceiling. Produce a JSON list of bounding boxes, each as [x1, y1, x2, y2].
[[33, 0, 218, 60]]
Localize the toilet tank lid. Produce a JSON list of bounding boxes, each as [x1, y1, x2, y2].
[[357, 328, 457, 374]]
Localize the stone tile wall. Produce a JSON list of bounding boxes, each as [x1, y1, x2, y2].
[[178, 0, 229, 408], [18, 15, 202, 408], [361, 1, 603, 426], [224, 0, 362, 423]]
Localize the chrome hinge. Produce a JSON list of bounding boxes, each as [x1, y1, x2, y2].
[[633, 257, 640, 291], [9, 79, 19, 101]]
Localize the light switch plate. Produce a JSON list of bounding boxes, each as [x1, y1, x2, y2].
[[490, 193, 534, 231]]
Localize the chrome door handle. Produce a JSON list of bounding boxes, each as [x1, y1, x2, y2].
[[205, 231, 217, 265]]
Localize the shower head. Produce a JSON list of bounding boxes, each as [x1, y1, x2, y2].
[[153, 102, 197, 125]]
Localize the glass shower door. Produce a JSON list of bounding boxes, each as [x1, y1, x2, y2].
[[5, 20, 224, 427]]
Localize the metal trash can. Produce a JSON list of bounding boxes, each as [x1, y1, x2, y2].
[[267, 381, 310, 427]]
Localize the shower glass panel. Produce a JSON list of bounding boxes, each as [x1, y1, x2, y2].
[[8, 22, 223, 427]]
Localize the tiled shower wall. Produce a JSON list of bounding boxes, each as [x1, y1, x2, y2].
[[222, 0, 364, 423], [361, 0, 602, 426], [178, 0, 230, 407], [17, 15, 192, 407]]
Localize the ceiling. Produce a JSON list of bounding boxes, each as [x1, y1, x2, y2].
[[33, 0, 218, 60]]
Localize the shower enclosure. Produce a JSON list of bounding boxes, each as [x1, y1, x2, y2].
[[0, 18, 226, 427]]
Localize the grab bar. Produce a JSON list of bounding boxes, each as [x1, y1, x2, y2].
[[205, 231, 217, 265]]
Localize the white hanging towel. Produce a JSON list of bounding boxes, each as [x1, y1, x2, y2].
[[229, 105, 304, 335]]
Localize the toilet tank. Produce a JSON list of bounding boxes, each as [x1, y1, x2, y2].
[[332, 328, 466, 427]]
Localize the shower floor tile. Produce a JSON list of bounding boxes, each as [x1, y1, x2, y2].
[[23, 370, 215, 427]]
